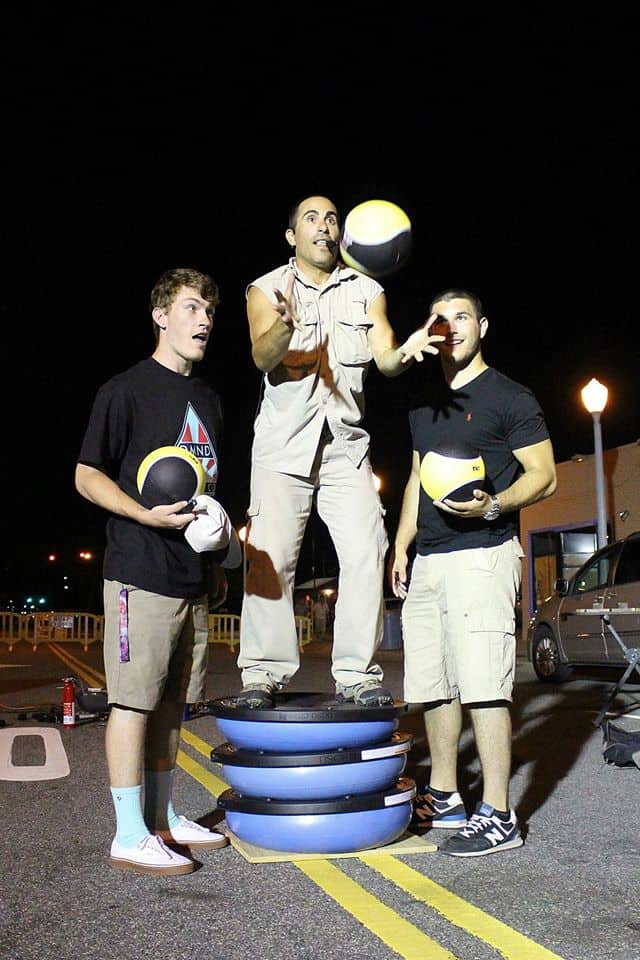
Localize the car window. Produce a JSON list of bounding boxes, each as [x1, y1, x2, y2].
[[613, 540, 640, 586], [571, 552, 612, 593]]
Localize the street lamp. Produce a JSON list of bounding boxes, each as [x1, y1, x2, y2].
[[581, 377, 609, 550]]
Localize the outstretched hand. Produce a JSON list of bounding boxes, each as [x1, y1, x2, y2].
[[400, 312, 445, 363], [273, 271, 303, 332]]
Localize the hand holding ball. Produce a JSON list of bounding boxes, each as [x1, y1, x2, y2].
[[420, 445, 486, 503], [136, 445, 206, 508], [340, 200, 411, 278]]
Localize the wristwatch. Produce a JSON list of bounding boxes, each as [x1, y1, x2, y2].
[[483, 495, 501, 521]]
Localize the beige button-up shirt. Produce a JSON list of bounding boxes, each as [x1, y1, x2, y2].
[[249, 258, 385, 475]]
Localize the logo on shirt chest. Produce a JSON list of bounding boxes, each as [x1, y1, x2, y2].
[[176, 402, 218, 491]]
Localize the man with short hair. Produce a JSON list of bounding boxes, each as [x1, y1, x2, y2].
[[392, 288, 556, 856], [75, 267, 236, 875], [238, 195, 443, 708]]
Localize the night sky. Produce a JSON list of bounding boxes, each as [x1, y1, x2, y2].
[[2, 14, 637, 605]]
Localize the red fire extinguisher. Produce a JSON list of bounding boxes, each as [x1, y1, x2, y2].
[[62, 678, 76, 728]]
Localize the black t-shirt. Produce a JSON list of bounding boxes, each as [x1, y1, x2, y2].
[[408, 367, 550, 555], [77, 357, 224, 598]]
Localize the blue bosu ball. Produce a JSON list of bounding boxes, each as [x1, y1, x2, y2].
[[218, 777, 416, 853], [212, 731, 412, 800], [207, 692, 406, 753]]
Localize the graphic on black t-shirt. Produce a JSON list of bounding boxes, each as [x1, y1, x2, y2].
[[176, 401, 218, 494]]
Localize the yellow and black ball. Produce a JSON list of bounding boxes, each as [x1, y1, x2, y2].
[[136, 445, 206, 507], [420, 445, 486, 503], [340, 199, 412, 278]]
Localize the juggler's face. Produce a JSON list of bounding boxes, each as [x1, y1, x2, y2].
[[430, 297, 487, 369], [153, 286, 214, 371], [286, 196, 340, 274]]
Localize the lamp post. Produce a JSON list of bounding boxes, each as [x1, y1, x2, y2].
[[581, 377, 609, 550]]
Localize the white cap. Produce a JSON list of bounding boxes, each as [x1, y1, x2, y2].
[[184, 496, 242, 569]]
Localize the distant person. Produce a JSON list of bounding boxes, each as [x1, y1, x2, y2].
[[392, 288, 556, 856], [237, 194, 444, 708], [75, 268, 234, 876], [293, 593, 309, 618], [312, 594, 329, 640]]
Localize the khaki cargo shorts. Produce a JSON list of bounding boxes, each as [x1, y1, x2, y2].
[[401, 537, 524, 704], [103, 580, 209, 711]]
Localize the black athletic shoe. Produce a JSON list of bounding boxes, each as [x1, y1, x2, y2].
[[439, 802, 523, 857], [410, 789, 467, 830], [234, 685, 275, 708]]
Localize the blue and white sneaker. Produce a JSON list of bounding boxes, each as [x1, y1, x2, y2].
[[439, 801, 523, 857], [411, 789, 467, 830]]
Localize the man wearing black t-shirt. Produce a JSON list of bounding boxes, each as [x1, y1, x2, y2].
[[75, 268, 233, 876], [392, 288, 556, 857]]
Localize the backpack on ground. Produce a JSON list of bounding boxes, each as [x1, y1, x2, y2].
[[602, 720, 640, 768]]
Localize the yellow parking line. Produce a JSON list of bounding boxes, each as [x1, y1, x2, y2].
[[176, 747, 228, 798], [361, 856, 565, 960], [177, 734, 564, 960], [39, 667, 561, 960], [296, 860, 457, 960], [176, 738, 456, 957], [178, 728, 229, 796], [180, 726, 217, 761], [48, 643, 105, 688]]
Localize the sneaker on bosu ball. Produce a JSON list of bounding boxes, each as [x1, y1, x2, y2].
[[439, 801, 523, 857], [335, 680, 394, 707], [235, 684, 275, 708]]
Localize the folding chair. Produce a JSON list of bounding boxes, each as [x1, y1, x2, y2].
[[575, 608, 640, 727]]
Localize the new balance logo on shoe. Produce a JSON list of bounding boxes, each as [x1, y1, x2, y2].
[[484, 824, 514, 845], [439, 801, 523, 857]]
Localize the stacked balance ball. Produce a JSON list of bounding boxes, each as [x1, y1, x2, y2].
[[211, 694, 416, 854]]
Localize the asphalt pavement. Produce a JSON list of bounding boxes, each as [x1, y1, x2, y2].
[[1, 637, 639, 960]]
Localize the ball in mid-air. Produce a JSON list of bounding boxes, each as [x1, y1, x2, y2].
[[136, 445, 206, 507], [420, 445, 486, 502], [340, 199, 411, 278]]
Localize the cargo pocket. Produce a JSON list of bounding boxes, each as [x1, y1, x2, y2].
[[466, 609, 517, 698], [467, 609, 516, 638], [334, 313, 373, 365]]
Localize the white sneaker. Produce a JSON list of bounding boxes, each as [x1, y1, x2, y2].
[[109, 834, 194, 875], [157, 815, 228, 850]]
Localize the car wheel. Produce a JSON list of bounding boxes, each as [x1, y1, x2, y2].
[[531, 627, 572, 683]]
